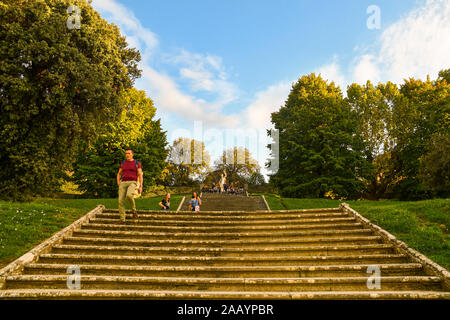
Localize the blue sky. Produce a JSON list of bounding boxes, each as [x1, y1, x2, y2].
[[92, 0, 450, 178]]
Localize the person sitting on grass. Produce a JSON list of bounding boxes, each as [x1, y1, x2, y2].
[[159, 193, 171, 211]]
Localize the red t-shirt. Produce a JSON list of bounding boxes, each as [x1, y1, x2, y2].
[[120, 160, 141, 181]]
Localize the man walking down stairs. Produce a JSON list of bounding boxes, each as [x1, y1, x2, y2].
[[0, 197, 449, 299]]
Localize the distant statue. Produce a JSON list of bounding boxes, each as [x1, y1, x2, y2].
[[219, 170, 227, 193]]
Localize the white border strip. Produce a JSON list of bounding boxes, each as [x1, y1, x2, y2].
[[261, 195, 271, 211], [176, 196, 186, 212]]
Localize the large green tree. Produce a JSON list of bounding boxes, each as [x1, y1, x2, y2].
[[0, 0, 141, 199], [71, 88, 168, 198], [419, 132, 450, 195], [269, 73, 369, 199], [390, 73, 450, 199], [347, 81, 399, 199]]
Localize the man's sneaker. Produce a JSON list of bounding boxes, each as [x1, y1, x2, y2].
[[132, 210, 139, 219]]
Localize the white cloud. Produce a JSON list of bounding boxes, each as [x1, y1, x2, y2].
[[353, 54, 381, 84], [377, 0, 450, 83], [167, 49, 238, 110], [314, 0, 450, 89], [179, 68, 214, 91], [244, 82, 292, 130], [92, 0, 158, 54], [141, 66, 241, 128], [316, 56, 348, 90]]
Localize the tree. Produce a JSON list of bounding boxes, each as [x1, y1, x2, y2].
[[247, 170, 267, 186], [269, 73, 369, 199], [346, 81, 399, 199], [163, 138, 210, 186], [71, 88, 168, 198], [0, 0, 141, 199], [213, 147, 260, 185], [390, 74, 450, 199], [438, 69, 450, 83], [419, 133, 450, 196]]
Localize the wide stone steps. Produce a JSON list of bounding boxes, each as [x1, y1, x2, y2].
[[80, 222, 365, 233], [99, 210, 344, 219], [89, 216, 358, 226], [71, 229, 375, 240], [5, 275, 442, 291], [1, 202, 448, 299], [49, 243, 396, 257], [23, 263, 426, 278], [2, 289, 448, 300], [62, 235, 384, 247], [35, 253, 409, 266]]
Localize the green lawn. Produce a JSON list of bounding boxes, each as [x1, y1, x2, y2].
[[259, 194, 450, 270], [0, 195, 184, 268]]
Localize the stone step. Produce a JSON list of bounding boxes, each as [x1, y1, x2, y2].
[[94, 212, 352, 223], [181, 202, 268, 211], [36, 253, 409, 266], [5, 275, 443, 291], [50, 243, 396, 257], [23, 263, 426, 278], [89, 216, 357, 226], [63, 235, 383, 248], [1, 289, 448, 300], [184, 205, 268, 211], [70, 228, 375, 240], [183, 195, 266, 211], [98, 211, 344, 220], [80, 222, 365, 233]]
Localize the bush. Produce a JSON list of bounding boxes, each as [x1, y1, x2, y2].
[[391, 178, 432, 201]]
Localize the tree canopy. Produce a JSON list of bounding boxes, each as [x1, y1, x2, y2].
[[0, 0, 141, 199], [71, 88, 168, 198], [269, 70, 449, 200], [269, 73, 370, 199]]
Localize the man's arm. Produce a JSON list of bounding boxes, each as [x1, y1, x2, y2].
[[117, 168, 122, 187], [137, 168, 143, 193]]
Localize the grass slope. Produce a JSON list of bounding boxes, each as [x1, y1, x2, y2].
[[0, 195, 184, 268]]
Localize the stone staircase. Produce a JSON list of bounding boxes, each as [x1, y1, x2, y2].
[[180, 193, 268, 211], [0, 203, 449, 299]]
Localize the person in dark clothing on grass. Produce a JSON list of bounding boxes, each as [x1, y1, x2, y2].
[[159, 193, 171, 211]]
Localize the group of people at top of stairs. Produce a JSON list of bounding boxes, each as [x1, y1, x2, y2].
[[117, 148, 202, 221], [201, 169, 245, 195], [201, 182, 245, 194]]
